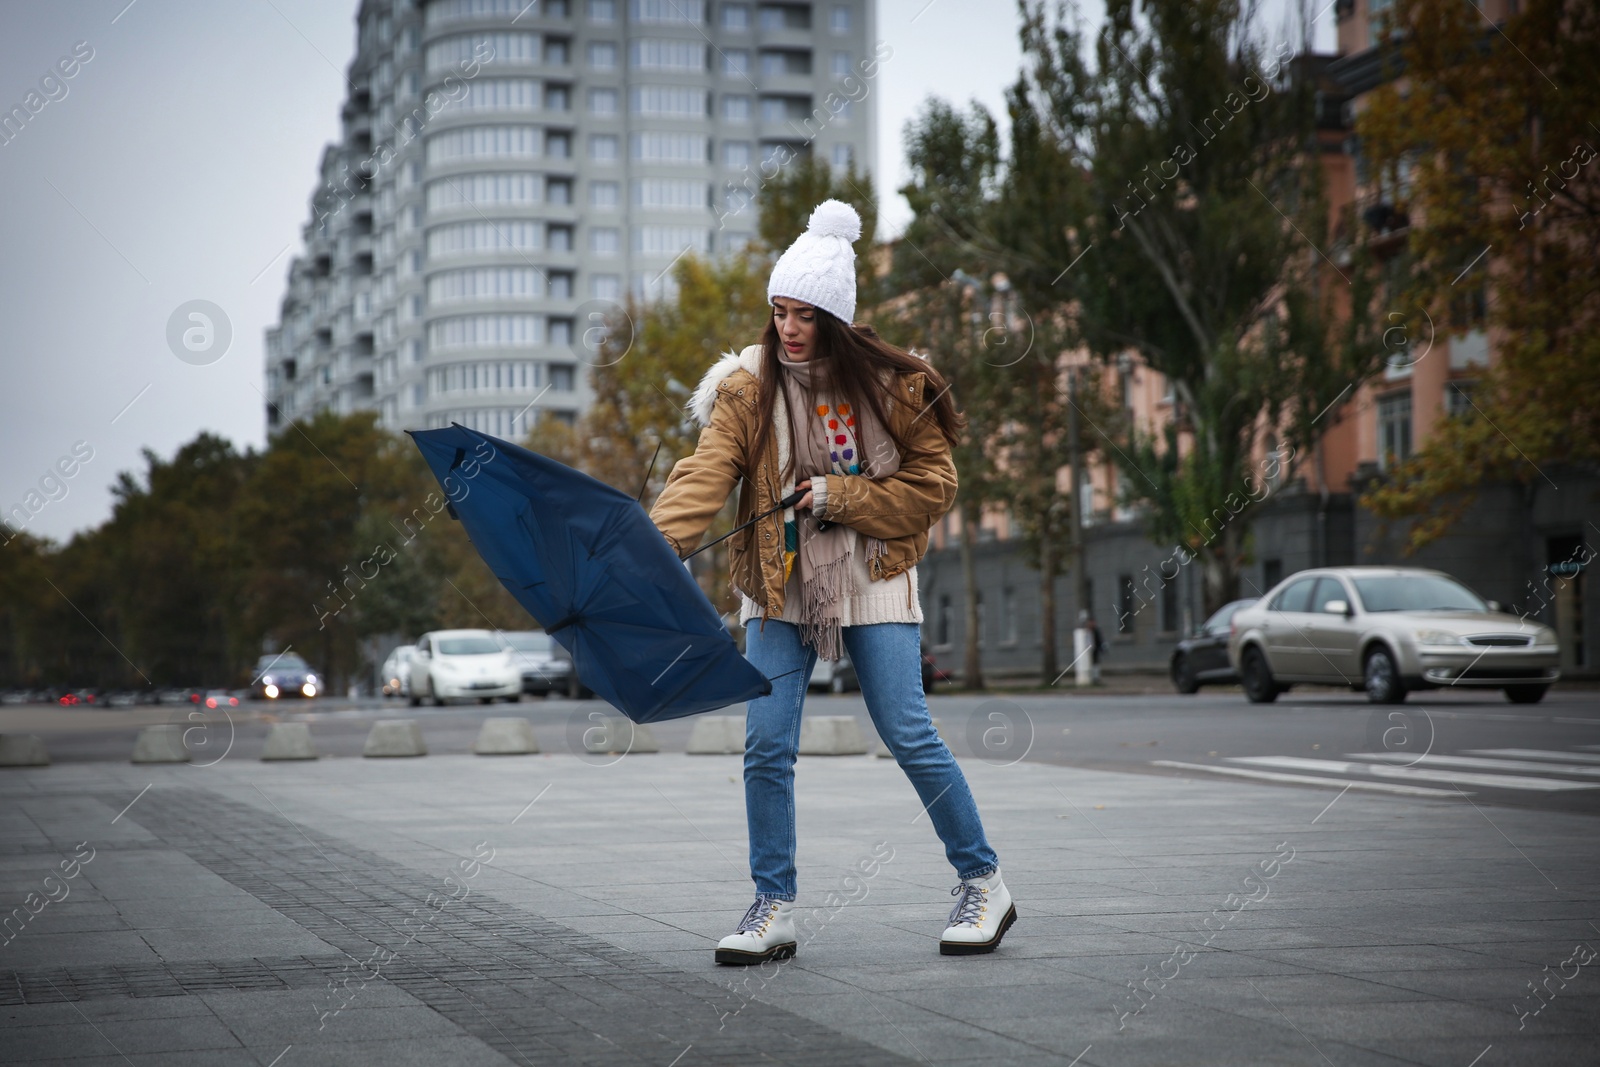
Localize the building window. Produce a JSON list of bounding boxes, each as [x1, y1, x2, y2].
[[591, 273, 621, 300], [588, 87, 618, 114], [546, 177, 572, 204], [1161, 577, 1179, 634], [548, 318, 574, 346], [588, 41, 617, 69], [723, 140, 751, 167], [544, 37, 570, 64], [830, 143, 851, 169], [832, 50, 850, 77], [1445, 380, 1477, 419], [722, 3, 749, 30], [548, 363, 577, 391], [588, 0, 616, 20], [631, 131, 707, 164], [590, 134, 619, 162], [1000, 588, 1018, 644], [548, 224, 574, 251], [544, 84, 571, 111], [631, 84, 709, 118], [634, 177, 709, 212], [633, 225, 709, 256], [548, 272, 574, 299], [722, 94, 751, 121], [590, 180, 619, 208], [1377, 391, 1412, 470], [590, 227, 620, 254], [723, 49, 750, 76], [631, 0, 703, 21], [631, 38, 705, 72], [1117, 574, 1135, 634]]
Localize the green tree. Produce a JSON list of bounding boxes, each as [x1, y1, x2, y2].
[[1008, 0, 1364, 614], [1355, 0, 1600, 546]]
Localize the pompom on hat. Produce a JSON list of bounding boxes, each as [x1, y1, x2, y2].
[[766, 199, 861, 324]]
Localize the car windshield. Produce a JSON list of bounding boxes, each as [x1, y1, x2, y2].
[[1203, 600, 1256, 633], [501, 633, 552, 653], [438, 636, 502, 655], [1352, 574, 1486, 613], [257, 654, 308, 670]]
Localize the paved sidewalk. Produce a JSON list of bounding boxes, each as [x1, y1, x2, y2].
[[1, 746, 1597, 1065]]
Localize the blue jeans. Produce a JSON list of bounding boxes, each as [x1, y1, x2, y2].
[[740, 619, 999, 901]]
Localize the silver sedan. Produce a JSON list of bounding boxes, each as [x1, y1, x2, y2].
[[1228, 567, 1559, 705]]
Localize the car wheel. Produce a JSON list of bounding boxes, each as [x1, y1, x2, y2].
[[1240, 647, 1280, 704], [1364, 647, 1407, 705], [504, 693, 522, 703], [1172, 654, 1200, 695], [408, 693, 421, 708], [1504, 684, 1549, 704]]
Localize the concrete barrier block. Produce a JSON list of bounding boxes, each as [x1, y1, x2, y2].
[[875, 718, 948, 759], [798, 716, 868, 756], [0, 734, 49, 767], [473, 717, 540, 755], [131, 725, 190, 764], [363, 720, 427, 758], [581, 716, 658, 754], [261, 722, 318, 761], [685, 716, 744, 755]]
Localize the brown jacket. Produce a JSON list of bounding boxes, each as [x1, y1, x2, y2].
[[649, 344, 958, 615]]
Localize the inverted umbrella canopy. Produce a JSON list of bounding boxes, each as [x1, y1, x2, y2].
[[408, 425, 771, 723]]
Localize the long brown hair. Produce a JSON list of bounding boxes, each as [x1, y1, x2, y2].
[[754, 308, 965, 479]]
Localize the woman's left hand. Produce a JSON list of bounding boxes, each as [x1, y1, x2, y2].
[[794, 478, 814, 511]]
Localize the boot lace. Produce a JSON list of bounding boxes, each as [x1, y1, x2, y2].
[[735, 894, 782, 935], [948, 882, 987, 926]]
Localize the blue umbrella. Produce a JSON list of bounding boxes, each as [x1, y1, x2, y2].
[[408, 425, 773, 723]]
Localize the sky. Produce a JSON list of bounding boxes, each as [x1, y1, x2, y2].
[[0, 0, 1335, 546]]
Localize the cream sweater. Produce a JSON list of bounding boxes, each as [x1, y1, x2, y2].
[[738, 528, 923, 629]]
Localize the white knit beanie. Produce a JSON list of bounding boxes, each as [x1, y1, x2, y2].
[[766, 199, 861, 324]]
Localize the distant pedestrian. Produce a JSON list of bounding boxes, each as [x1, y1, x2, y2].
[[1080, 609, 1105, 683], [651, 201, 1015, 965]]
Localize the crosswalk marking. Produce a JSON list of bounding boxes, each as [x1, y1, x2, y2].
[[1470, 748, 1600, 764], [1349, 752, 1600, 777], [1150, 760, 1464, 797], [1227, 755, 1600, 792]]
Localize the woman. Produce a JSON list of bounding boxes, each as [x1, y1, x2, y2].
[[650, 201, 1015, 965]]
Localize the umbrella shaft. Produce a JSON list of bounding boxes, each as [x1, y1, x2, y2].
[[681, 489, 806, 562]]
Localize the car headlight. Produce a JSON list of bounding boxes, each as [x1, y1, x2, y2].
[[305, 673, 318, 684], [264, 684, 279, 699], [1532, 628, 1558, 646], [262, 675, 274, 685], [1416, 630, 1467, 647]]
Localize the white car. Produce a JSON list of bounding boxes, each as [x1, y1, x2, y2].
[[380, 644, 416, 698], [408, 630, 521, 706]]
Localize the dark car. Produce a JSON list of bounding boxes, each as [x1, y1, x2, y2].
[[499, 631, 574, 696], [1170, 598, 1259, 693], [253, 652, 321, 700]]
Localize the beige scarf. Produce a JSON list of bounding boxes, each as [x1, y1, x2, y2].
[[775, 353, 900, 660]]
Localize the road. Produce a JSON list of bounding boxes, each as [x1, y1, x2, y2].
[[7, 685, 1598, 814]]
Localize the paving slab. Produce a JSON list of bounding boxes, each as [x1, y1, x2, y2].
[[0, 749, 1595, 1064]]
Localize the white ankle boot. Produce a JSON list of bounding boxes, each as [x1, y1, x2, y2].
[[939, 869, 1016, 955], [715, 894, 798, 965]]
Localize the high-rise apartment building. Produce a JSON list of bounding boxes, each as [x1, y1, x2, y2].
[[265, 0, 877, 440]]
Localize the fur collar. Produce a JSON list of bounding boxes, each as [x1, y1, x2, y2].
[[688, 344, 761, 427]]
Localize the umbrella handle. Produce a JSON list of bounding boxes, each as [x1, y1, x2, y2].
[[682, 489, 806, 561]]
